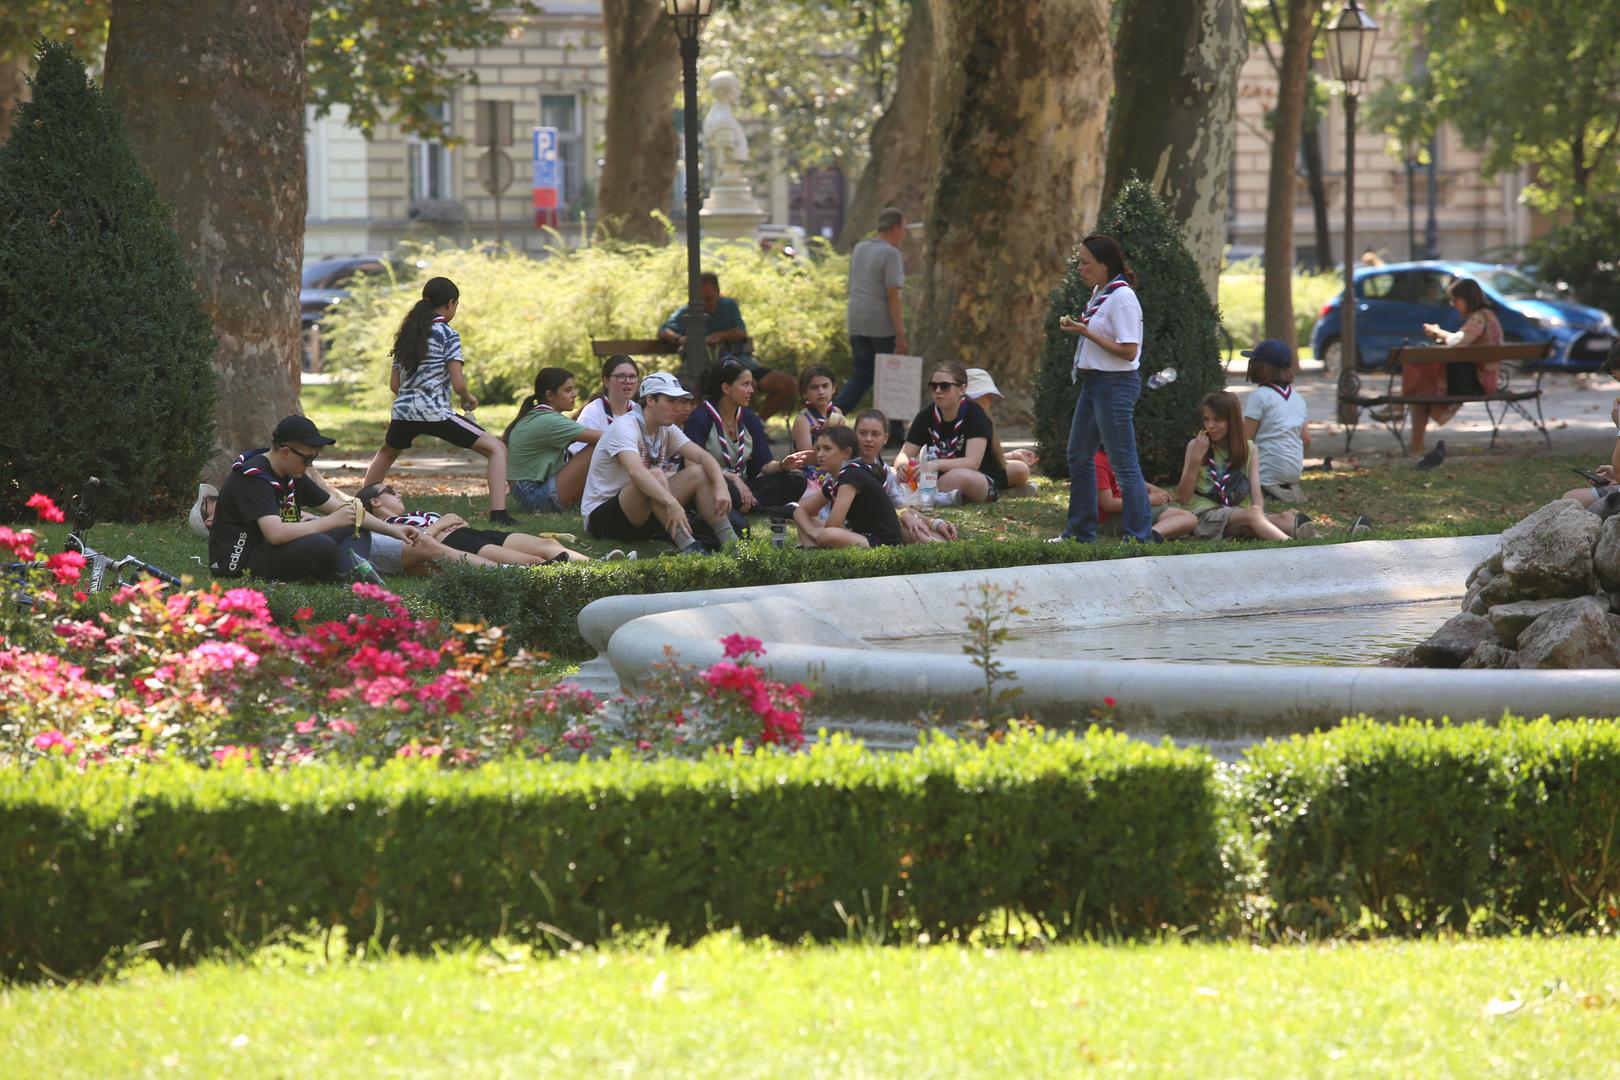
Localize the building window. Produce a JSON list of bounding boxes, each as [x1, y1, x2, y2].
[[408, 101, 453, 202], [540, 93, 583, 208]]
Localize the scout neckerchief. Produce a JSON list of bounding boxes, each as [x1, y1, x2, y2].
[[232, 449, 302, 523], [929, 403, 968, 459], [858, 456, 889, 483], [705, 401, 749, 474], [638, 417, 668, 471], [801, 404, 833, 441], [1262, 383, 1292, 400], [1079, 275, 1129, 325], [386, 511, 440, 530], [819, 460, 863, 503], [1203, 446, 1250, 508]]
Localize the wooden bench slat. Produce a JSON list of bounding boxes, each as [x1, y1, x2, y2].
[[1388, 342, 1555, 366]]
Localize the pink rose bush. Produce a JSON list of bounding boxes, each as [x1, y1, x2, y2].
[[2, 494, 809, 768]]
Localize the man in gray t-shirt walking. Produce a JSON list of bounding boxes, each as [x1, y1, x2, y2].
[[835, 207, 908, 417]]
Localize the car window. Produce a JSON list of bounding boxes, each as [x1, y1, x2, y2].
[[1411, 271, 1453, 306], [1474, 268, 1555, 301], [1359, 273, 1398, 300], [327, 262, 388, 289]]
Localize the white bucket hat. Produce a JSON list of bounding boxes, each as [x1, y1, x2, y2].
[[187, 482, 218, 538], [964, 368, 1003, 405]]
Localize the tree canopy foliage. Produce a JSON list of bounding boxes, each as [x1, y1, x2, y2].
[[1377, 0, 1620, 216]]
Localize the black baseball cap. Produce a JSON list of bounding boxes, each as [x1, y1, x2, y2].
[[1241, 339, 1295, 367], [271, 415, 336, 446]]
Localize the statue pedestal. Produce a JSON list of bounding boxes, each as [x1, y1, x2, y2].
[[701, 178, 768, 240]]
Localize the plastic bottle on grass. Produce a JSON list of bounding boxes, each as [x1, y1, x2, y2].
[[919, 446, 939, 509]]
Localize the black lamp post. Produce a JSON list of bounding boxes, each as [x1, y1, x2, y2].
[[1325, 0, 1379, 375], [664, 0, 716, 389]]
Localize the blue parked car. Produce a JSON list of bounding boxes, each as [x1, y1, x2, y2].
[[1311, 260, 1615, 372]]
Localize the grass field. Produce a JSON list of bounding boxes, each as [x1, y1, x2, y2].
[[4, 935, 1616, 1078]]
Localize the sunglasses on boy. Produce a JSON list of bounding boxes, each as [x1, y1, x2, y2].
[[928, 380, 963, 391], [285, 446, 320, 465]]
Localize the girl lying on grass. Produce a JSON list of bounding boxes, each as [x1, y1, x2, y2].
[[1174, 391, 1313, 542], [358, 484, 599, 565], [853, 409, 957, 544], [793, 425, 903, 549]]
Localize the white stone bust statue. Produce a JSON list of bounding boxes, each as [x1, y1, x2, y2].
[[703, 70, 749, 169]]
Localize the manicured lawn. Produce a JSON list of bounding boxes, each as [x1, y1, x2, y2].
[[5, 935, 1617, 1077]]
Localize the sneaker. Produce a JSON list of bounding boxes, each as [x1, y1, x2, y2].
[[935, 489, 963, 507], [1293, 512, 1318, 540], [604, 549, 628, 561], [488, 509, 520, 526], [1349, 514, 1372, 536]]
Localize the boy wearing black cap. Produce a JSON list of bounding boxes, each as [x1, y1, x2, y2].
[[208, 415, 422, 581]]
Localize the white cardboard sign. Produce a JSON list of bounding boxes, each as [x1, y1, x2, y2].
[[873, 353, 924, 423]]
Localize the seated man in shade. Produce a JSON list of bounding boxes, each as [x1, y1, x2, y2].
[[658, 270, 796, 420], [207, 415, 421, 582]]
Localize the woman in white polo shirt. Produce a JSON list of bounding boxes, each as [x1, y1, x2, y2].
[[1055, 234, 1153, 543]]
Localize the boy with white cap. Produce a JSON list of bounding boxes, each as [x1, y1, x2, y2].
[[579, 372, 735, 553]]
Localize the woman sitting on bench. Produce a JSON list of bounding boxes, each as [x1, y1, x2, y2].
[[1380, 277, 1503, 454]]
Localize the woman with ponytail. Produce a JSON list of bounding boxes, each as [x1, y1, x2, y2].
[[362, 277, 518, 525], [504, 367, 600, 513], [1054, 234, 1153, 543]]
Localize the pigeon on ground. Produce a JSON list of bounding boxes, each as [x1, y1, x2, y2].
[[1415, 440, 1447, 470], [1302, 455, 1334, 473]]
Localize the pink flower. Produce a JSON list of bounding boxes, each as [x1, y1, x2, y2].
[[1103, 696, 1117, 709], [721, 633, 765, 659], [211, 745, 256, 766], [294, 719, 317, 735], [44, 550, 85, 584], [31, 730, 75, 755], [189, 640, 260, 672], [217, 588, 271, 621], [27, 493, 66, 524], [0, 526, 38, 561], [327, 718, 358, 736], [295, 606, 315, 621]]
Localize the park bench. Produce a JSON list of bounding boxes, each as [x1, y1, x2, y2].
[[1336, 339, 1555, 453]]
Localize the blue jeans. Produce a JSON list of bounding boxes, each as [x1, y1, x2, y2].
[[834, 334, 895, 413], [512, 475, 565, 513], [1065, 369, 1152, 542]]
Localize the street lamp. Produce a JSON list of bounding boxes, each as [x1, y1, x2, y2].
[[664, 0, 716, 389], [1324, 0, 1378, 377]]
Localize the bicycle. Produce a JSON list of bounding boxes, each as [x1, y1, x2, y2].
[[3, 477, 183, 607]]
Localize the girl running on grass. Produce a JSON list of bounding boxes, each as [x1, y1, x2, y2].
[[361, 277, 517, 526]]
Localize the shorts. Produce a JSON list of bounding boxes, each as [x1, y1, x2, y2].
[[369, 532, 405, 574], [441, 528, 510, 555], [1192, 505, 1244, 540], [586, 492, 666, 541], [1590, 483, 1620, 502], [980, 467, 1006, 502], [513, 475, 565, 513], [385, 414, 485, 451], [1262, 481, 1305, 505]]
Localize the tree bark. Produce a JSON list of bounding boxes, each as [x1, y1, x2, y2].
[[837, 0, 934, 254], [105, 0, 309, 479], [1262, 0, 1316, 344], [598, 0, 681, 246], [1301, 110, 1333, 269], [916, 0, 1113, 421], [1101, 0, 1245, 297]]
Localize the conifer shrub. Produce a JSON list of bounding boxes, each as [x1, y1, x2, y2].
[[0, 41, 215, 522], [1032, 180, 1225, 484]]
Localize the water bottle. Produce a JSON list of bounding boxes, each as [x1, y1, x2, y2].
[[350, 558, 385, 585], [919, 446, 939, 509], [770, 514, 788, 549], [1147, 367, 1179, 390]]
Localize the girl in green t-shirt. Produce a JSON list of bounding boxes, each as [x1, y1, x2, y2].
[[1174, 391, 1298, 541], [503, 368, 602, 513]]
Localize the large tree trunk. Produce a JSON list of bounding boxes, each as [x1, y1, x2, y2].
[[1261, 0, 1316, 344], [917, 0, 1113, 421], [598, 0, 680, 245], [1301, 109, 1333, 269], [836, 0, 934, 254], [105, 0, 309, 479], [1101, 0, 1245, 298]]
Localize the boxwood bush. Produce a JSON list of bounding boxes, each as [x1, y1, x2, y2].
[[1243, 717, 1620, 935], [0, 730, 1229, 980]]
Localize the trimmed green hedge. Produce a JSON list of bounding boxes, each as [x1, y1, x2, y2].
[[422, 536, 1263, 659], [1244, 718, 1620, 935], [0, 731, 1228, 980]]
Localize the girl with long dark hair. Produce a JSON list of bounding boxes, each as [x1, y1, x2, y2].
[[682, 359, 811, 512], [1173, 391, 1292, 541], [361, 277, 517, 525], [504, 367, 601, 513], [1054, 234, 1153, 542]]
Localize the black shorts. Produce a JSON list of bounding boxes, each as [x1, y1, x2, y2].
[[385, 414, 485, 451], [586, 491, 666, 541], [440, 528, 510, 555]]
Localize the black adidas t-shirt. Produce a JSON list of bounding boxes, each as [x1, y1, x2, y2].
[[208, 451, 332, 576], [822, 463, 901, 547]]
